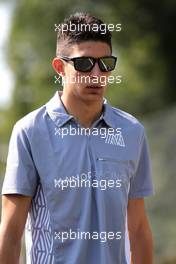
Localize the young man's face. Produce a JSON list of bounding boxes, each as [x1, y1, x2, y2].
[[53, 41, 112, 102]]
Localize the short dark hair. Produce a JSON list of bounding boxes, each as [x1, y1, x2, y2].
[[56, 12, 112, 56]]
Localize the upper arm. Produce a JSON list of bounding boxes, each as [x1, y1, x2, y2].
[[0, 194, 32, 241], [128, 129, 154, 199], [1, 122, 39, 197]]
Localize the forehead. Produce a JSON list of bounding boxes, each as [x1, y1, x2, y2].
[[68, 41, 111, 57]]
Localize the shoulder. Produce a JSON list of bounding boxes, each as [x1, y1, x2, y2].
[[111, 105, 144, 127], [108, 105, 145, 138], [13, 104, 48, 137]]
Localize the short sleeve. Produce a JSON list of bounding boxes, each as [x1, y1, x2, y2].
[[1, 122, 39, 196], [128, 128, 154, 199]]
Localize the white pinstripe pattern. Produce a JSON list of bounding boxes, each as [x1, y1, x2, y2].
[[25, 182, 55, 264]]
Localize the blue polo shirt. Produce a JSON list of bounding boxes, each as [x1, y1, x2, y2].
[[1, 91, 154, 264]]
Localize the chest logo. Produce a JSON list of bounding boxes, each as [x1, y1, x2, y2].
[[100, 128, 125, 147]]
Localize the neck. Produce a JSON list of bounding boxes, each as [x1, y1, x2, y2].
[[60, 91, 104, 128]]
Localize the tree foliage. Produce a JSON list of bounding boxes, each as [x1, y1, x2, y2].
[[0, 0, 176, 261]]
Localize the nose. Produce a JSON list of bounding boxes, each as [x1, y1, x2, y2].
[[90, 62, 102, 77]]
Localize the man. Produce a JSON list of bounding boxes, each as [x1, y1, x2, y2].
[[0, 12, 154, 264]]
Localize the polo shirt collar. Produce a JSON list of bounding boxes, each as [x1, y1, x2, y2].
[[46, 91, 115, 128]]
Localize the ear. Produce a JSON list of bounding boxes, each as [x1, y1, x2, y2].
[[52, 58, 65, 76]]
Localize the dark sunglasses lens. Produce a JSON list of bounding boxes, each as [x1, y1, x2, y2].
[[74, 58, 94, 72], [99, 57, 116, 72]]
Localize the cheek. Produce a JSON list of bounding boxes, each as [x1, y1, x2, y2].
[[64, 70, 86, 89], [65, 64, 75, 76], [74, 72, 90, 87], [64, 66, 78, 85], [103, 73, 111, 86]]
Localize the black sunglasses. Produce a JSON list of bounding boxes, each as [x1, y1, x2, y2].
[[58, 56, 117, 72]]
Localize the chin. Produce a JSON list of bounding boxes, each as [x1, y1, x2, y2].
[[73, 86, 106, 102], [81, 91, 104, 103]]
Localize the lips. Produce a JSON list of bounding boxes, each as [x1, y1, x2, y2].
[[86, 85, 103, 89]]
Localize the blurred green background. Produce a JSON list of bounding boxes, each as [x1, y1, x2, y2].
[[0, 0, 176, 263]]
